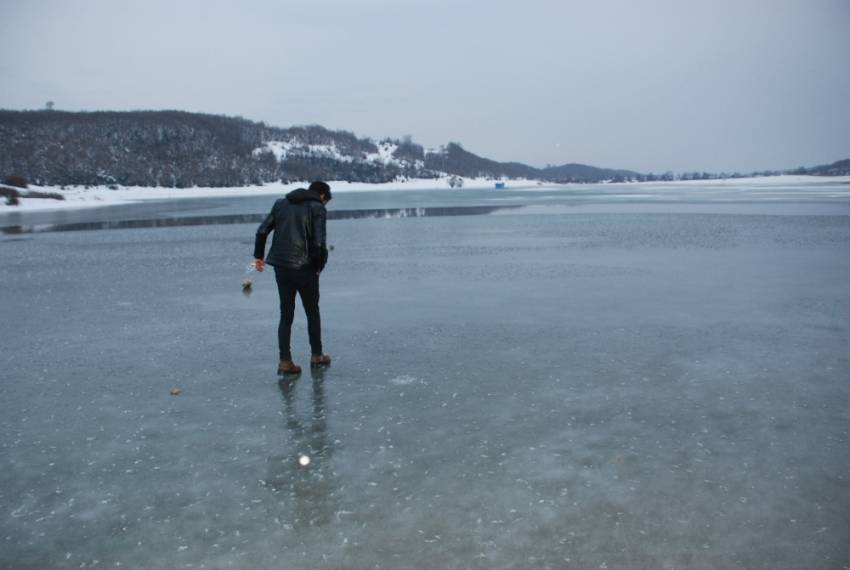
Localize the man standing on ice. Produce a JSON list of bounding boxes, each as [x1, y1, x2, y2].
[[253, 180, 333, 375]]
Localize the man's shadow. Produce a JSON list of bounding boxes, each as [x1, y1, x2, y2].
[[265, 367, 339, 527]]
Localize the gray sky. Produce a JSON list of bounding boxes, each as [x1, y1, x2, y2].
[[2, 0, 849, 173]]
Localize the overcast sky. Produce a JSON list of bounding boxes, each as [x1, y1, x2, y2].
[[2, 0, 849, 173]]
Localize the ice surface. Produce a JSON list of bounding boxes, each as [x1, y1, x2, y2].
[[1, 190, 849, 568]]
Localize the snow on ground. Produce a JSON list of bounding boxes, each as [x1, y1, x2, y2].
[[667, 174, 850, 186], [364, 141, 398, 164], [1, 175, 848, 214], [254, 139, 400, 166], [253, 140, 356, 163], [253, 141, 296, 161], [0, 177, 546, 213], [254, 139, 424, 169]]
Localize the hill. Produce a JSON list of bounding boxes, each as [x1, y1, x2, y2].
[[0, 110, 640, 187], [541, 163, 641, 183], [791, 158, 850, 177]]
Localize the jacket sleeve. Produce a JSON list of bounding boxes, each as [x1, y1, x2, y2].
[[310, 204, 329, 271], [253, 204, 276, 260]]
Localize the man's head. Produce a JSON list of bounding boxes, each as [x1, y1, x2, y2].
[[309, 180, 332, 204]]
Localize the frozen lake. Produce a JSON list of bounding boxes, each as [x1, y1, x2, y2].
[[1, 183, 849, 569]]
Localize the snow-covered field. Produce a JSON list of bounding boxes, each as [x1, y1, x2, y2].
[[0, 177, 547, 212], [2, 175, 849, 213]]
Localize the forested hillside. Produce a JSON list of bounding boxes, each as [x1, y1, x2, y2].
[[2, 110, 845, 187], [0, 110, 644, 187], [0, 110, 402, 187], [790, 158, 850, 177]]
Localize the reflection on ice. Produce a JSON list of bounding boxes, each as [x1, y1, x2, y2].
[[0, 205, 520, 234], [264, 369, 339, 529], [3, 178, 850, 233]]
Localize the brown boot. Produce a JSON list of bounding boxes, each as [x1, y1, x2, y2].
[[310, 354, 331, 368], [277, 360, 302, 375]]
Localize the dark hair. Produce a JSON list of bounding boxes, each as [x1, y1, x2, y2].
[[309, 180, 332, 201]]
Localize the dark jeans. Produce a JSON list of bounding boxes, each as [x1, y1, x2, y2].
[[274, 266, 323, 360]]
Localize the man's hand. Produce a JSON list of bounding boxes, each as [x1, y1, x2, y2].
[[254, 258, 265, 272]]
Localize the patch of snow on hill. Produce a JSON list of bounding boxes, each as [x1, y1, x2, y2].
[[253, 141, 295, 161], [255, 139, 414, 167], [365, 141, 399, 165], [254, 140, 357, 163]]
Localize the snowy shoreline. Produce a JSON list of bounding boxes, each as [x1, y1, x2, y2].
[[2, 174, 849, 213]]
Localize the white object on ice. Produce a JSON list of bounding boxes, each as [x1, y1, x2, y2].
[[390, 374, 419, 386], [298, 455, 311, 466]]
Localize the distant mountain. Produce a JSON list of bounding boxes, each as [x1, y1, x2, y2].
[[790, 158, 850, 177], [0, 110, 641, 187], [541, 163, 641, 183], [424, 142, 538, 180]]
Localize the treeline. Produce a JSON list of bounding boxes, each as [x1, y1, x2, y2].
[[425, 142, 539, 179], [627, 159, 850, 182], [280, 156, 427, 184], [0, 110, 641, 187], [0, 110, 428, 187], [2, 109, 846, 188], [0, 110, 275, 187], [788, 159, 850, 177]]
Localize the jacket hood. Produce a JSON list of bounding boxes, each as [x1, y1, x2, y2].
[[286, 188, 323, 204]]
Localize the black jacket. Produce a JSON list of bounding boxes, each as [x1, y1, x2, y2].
[[254, 188, 328, 271]]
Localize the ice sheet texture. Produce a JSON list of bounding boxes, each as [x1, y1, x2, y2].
[[1, 207, 849, 569]]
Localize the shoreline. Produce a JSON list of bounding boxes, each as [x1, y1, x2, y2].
[[2, 174, 850, 214], [0, 177, 547, 213]]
